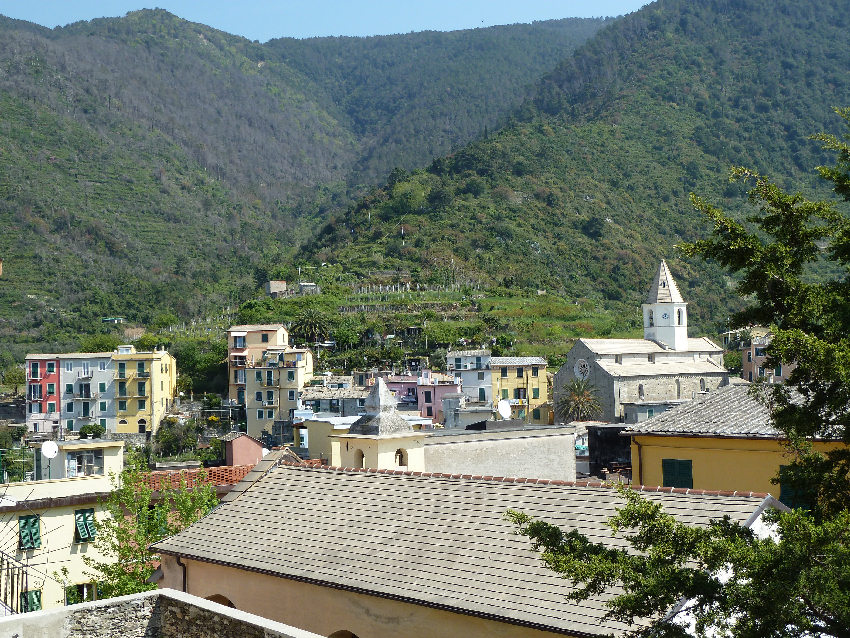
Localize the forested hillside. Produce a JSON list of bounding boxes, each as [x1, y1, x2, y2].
[[303, 0, 850, 332], [0, 11, 604, 352]]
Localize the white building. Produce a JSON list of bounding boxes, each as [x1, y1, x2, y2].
[[446, 349, 491, 404], [555, 260, 728, 423]]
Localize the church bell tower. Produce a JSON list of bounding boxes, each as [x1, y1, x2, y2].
[[642, 260, 688, 351]]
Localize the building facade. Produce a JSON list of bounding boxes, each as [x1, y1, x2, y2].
[[111, 346, 177, 434], [227, 324, 290, 406], [741, 333, 796, 384], [243, 347, 314, 440], [446, 349, 492, 404], [490, 356, 549, 423]]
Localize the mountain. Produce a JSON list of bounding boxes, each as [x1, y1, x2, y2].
[[301, 0, 850, 333], [0, 11, 605, 353]]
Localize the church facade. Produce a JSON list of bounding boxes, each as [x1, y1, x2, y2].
[[554, 261, 728, 423]]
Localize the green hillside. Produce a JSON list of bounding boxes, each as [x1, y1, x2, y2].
[[302, 0, 850, 334], [0, 11, 604, 354]]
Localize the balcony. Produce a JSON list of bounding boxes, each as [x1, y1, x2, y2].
[[77, 370, 94, 379], [262, 401, 276, 407], [73, 392, 96, 400], [507, 398, 527, 406], [137, 371, 150, 378], [116, 371, 130, 380]]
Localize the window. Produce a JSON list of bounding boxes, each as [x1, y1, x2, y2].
[[82, 362, 90, 377], [266, 390, 274, 402], [778, 465, 808, 509], [65, 383, 73, 394], [30, 362, 39, 379], [118, 362, 126, 378], [662, 459, 693, 489], [255, 391, 263, 402], [65, 361, 73, 372], [700, 378, 706, 391], [424, 390, 432, 403], [19, 515, 41, 549], [532, 408, 541, 420], [99, 382, 106, 393], [454, 357, 461, 369], [394, 449, 407, 466], [748, 371, 753, 382], [67, 419, 74, 431], [136, 361, 145, 374], [266, 371, 273, 386], [99, 361, 106, 371], [46, 362, 55, 374], [138, 399, 146, 411], [647, 354, 655, 363], [502, 389, 508, 399], [79, 383, 91, 398], [67, 583, 97, 605], [478, 387, 486, 401], [677, 308, 684, 325], [426, 406, 433, 417], [288, 390, 296, 401], [118, 382, 127, 397], [747, 351, 752, 362], [501, 367, 508, 378], [516, 368, 523, 378], [775, 364, 782, 377], [99, 401, 107, 412], [477, 371, 484, 381], [66, 402, 74, 413], [287, 371, 295, 382], [99, 418, 106, 428], [47, 402, 56, 413], [647, 408, 655, 418], [531, 367, 539, 377], [357, 398, 366, 408], [235, 370, 245, 384], [261, 333, 269, 343], [532, 387, 540, 399], [648, 310, 654, 327], [257, 409, 264, 420], [475, 356, 482, 369], [118, 400, 127, 411], [255, 371, 262, 382], [638, 384, 645, 400], [20, 590, 41, 612], [29, 384, 43, 400], [74, 508, 96, 542], [233, 336, 245, 348], [137, 381, 146, 396], [81, 402, 90, 418], [67, 450, 104, 477]]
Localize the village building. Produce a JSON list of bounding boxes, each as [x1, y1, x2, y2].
[[625, 383, 843, 500], [555, 260, 728, 423], [446, 348, 492, 404], [153, 456, 784, 638], [300, 376, 369, 417], [226, 324, 290, 406], [490, 356, 550, 423], [741, 332, 796, 384]]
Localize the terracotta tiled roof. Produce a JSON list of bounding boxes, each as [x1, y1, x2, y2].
[[142, 465, 254, 491]]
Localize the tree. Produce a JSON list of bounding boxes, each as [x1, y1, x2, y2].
[[555, 378, 602, 422], [78, 422, 106, 439], [290, 307, 331, 345], [2, 366, 25, 395], [511, 110, 850, 637], [86, 451, 217, 598]]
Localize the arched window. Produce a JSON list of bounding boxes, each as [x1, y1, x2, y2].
[[648, 310, 654, 327], [353, 449, 365, 469], [205, 594, 235, 608], [394, 449, 407, 467], [118, 419, 128, 425], [328, 632, 360, 638], [677, 308, 684, 325], [638, 384, 645, 400], [138, 418, 147, 434]]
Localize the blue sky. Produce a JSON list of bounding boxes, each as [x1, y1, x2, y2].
[[0, 1, 650, 42]]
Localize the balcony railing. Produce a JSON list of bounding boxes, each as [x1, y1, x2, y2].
[[137, 371, 150, 378], [78, 370, 93, 379]]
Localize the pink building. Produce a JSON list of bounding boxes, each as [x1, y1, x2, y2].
[[742, 334, 796, 384], [385, 375, 419, 409], [416, 370, 461, 423], [223, 432, 265, 467], [25, 355, 61, 433]]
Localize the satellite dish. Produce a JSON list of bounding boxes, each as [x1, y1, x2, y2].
[[497, 400, 511, 420], [261, 448, 270, 457], [42, 441, 58, 459]]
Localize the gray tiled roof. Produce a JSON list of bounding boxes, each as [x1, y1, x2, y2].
[[625, 384, 778, 438], [153, 465, 772, 636], [489, 356, 548, 366]]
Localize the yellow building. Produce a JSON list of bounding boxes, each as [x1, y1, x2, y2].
[[227, 324, 289, 405], [244, 347, 314, 441], [626, 384, 843, 500], [112, 345, 177, 434], [0, 439, 124, 612], [490, 356, 550, 423]]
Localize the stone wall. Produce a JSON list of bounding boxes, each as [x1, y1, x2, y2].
[[0, 589, 322, 638]]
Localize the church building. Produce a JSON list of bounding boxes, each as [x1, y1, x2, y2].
[[554, 260, 728, 423]]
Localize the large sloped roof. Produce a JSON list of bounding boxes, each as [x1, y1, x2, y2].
[[153, 464, 773, 637], [578, 337, 721, 355], [595, 358, 726, 378], [626, 384, 779, 438], [645, 260, 685, 304]]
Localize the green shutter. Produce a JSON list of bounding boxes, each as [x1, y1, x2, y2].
[[30, 516, 41, 548], [21, 590, 41, 612], [75, 510, 90, 541], [19, 516, 40, 549], [85, 509, 97, 538], [662, 459, 693, 489], [532, 387, 540, 399]]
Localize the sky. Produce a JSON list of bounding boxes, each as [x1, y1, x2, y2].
[[0, 1, 650, 42]]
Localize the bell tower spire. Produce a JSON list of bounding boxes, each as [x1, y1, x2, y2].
[[642, 260, 688, 350]]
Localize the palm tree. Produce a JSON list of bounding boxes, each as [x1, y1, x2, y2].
[[555, 378, 602, 422], [291, 308, 330, 345]]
